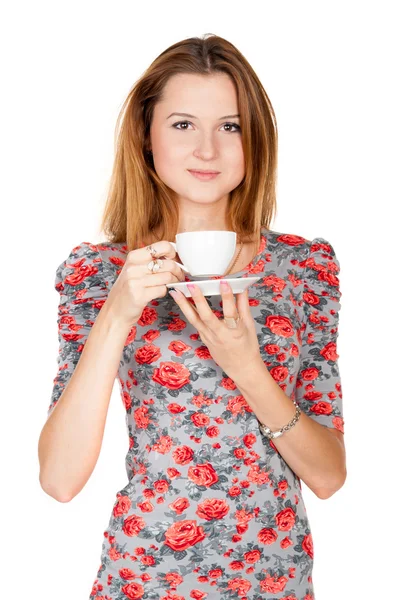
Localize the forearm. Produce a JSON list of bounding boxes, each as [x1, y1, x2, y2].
[[38, 302, 132, 502], [233, 360, 346, 499]]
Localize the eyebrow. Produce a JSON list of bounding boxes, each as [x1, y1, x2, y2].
[[166, 112, 240, 120]]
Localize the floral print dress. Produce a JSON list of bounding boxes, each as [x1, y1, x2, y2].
[[47, 227, 344, 600]]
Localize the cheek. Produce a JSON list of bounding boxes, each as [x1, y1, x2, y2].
[[222, 139, 244, 167], [153, 142, 187, 181], [224, 149, 245, 183]]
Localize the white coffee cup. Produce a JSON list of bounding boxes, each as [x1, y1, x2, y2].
[[170, 230, 237, 277]]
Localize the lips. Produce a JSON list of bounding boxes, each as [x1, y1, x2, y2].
[[188, 169, 221, 174]]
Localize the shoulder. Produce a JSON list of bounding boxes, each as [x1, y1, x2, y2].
[[54, 241, 107, 298], [264, 228, 310, 261], [264, 229, 341, 302], [300, 236, 341, 301], [266, 229, 339, 269], [265, 229, 337, 256]]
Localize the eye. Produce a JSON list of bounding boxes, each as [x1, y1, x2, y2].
[[172, 121, 241, 133]]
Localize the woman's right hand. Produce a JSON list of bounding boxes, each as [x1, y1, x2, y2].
[[104, 241, 186, 328]]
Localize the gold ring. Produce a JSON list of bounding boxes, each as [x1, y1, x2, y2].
[[223, 315, 241, 329]]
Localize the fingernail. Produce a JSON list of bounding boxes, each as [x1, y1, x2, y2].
[[220, 280, 230, 291], [169, 290, 179, 298], [187, 284, 196, 292]]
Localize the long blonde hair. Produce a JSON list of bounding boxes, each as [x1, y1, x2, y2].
[[99, 33, 278, 257]]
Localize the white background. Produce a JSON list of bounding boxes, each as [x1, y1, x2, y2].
[[1, 1, 399, 598]]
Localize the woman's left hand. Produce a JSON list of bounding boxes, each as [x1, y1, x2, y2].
[[168, 280, 263, 378]]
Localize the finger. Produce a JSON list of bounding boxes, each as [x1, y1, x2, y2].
[[219, 280, 239, 319], [169, 288, 205, 329], [128, 240, 177, 265], [186, 284, 220, 328], [235, 287, 250, 322], [141, 258, 186, 282]]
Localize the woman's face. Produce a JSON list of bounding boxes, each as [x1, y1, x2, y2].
[[149, 73, 245, 207]]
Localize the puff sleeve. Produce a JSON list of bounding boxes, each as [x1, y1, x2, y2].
[[47, 242, 109, 417], [294, 237, 345, 433]]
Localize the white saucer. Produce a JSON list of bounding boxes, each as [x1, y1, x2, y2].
[[166, 276, 262, 297]]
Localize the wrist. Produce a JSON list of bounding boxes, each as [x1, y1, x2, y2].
[[233, 357, 266, 390], [99, 300, 136, 337]]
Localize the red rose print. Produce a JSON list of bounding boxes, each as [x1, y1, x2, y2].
[[152, 362, 191, 389], [154, 480, 169, 493], [257, 528, 278, 545], [221, 377, 237, 390], [208, 568, 223, 578], [133, 406, 151, 429], [303, 291, 320, 306], [248, 259, 266, 275], [137, 501, 154, 513], [244, 549, 261, 563], [243, 432, 257, 448], [113, 495, 131, 517], [195, 498, 230, 520], [190, 590, 208, 599], [122, 514, 146, 537], [172, 445, 194, 465], [108, 254, 125, 266], [121, 581, 145, 599], [168, 317, 187, 332], [333, 416, 344, 433], [188, 463, 219, 487], [299, 367, 319, 381], [64, 263, 99, 287], [164, 519, 206, 551], [137, 305, 158, 327], [304, 390, 323, 401], [205, 425, 219, 437], [195, 346, 213, 360], [269, 365, 289, 382], [165, 571, 184, 586], [119, 568, 136, 580], [227, 395, 253, 416], [168, 402, 186, 414], [191, 412, 210, 427], [320, 341, 339, 361], [169, 497, 190, 515], [122, 391, 132, 411], [152, 435, 173, 454], [302, 533, 314, 558], [168, 340, 192, 355], [275, 507, 296, 531], [266, 344, 280, 354], [226, 577, 252, 595], [276, 234, 306, 246], [265, 315, 295, 338], [263, 275, 287, 292], [134, 344, 161, 364], [260, 574, 289, 594], [141, 555, 155, 566], [310, 401, 333, 415], [318, 270, 339, 288], [229, 560, 244, 570], [281, 536, 293, 549]]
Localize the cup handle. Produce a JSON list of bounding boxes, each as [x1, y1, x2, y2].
[[170, 242, 191, 273]]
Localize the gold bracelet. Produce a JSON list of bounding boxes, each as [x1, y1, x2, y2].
[[258, 400, 301, 440]]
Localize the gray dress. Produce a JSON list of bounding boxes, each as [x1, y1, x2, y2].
[[48, 227, 344, 600]]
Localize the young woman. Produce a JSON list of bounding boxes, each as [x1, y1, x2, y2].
[[39, 34, 346, 600]]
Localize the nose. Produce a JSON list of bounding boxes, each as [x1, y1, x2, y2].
[[193, 133, 218, 160]]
